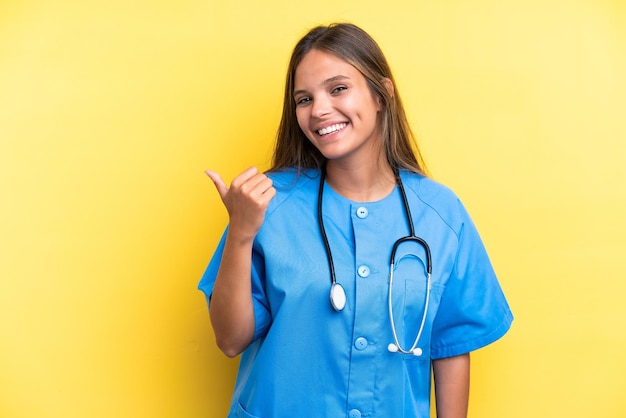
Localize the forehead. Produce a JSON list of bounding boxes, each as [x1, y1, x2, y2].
[[294, 49, 362, 88]]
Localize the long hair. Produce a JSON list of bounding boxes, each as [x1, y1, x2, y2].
[[270, 23, 427, 176]]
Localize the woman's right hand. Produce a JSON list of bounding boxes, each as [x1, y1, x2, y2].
[[205, 167, 276, 243], [204, 167, 275, 357]]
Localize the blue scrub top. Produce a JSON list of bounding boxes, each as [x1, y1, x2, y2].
[[199, 168, 513, 418]]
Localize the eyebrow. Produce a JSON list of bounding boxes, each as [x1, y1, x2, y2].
[[293, 75, 350, 97]]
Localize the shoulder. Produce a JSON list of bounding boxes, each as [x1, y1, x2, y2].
[[265, 167, 320, 215], [399, 170, 470, 231], [399, 170, 459, 204], [266, 167, 320, 188]]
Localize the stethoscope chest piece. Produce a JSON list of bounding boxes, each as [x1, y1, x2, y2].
[[330, 283, 346, 311]]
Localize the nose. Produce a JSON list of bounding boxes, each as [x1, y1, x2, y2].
[[311, 94, 331, 118]]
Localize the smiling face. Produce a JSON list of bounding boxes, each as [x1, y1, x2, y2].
[[293, 49, 384, 168]]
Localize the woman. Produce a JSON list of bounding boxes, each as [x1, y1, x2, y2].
[[200, 23, 513, 418]]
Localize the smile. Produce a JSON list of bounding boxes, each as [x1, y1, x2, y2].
[[317, 123, 347, 136]]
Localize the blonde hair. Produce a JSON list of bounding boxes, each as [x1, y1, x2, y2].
[[271, 23, 427, 176]]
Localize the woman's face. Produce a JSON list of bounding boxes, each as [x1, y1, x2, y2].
[[293, 49, 383, 167]]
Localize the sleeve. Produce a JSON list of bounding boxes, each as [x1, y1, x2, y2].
[[197, 227, 273, 342], [430, 201, 513, 359]]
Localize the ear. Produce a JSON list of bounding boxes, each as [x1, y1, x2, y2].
[[376, 78, 394, 111], [382, 77, 394, 99]]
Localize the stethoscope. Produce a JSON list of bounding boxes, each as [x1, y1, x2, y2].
[[317, 168, 432, 356]]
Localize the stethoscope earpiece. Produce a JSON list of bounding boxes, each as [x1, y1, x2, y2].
[[387, 343, 423, 357]]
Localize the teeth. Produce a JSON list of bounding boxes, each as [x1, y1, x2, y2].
[[317, 123, 347, 136]]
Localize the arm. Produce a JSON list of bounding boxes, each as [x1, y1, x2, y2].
[[205, 167, 276, 357], [432, 353, 470, 418]]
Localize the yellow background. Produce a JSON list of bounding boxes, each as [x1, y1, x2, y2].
[[1, 0, 625, 417]]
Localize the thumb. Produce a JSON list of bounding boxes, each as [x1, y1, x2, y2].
[[204, 170, 229, 200]]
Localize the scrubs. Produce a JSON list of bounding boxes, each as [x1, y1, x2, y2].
[[199, 167, 513, 418]]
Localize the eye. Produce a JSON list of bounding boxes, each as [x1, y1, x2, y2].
[[331, 86, 347, 94], [295, 96, 311, 106]]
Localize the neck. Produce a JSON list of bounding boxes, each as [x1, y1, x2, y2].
[[324, 159, 396, 202]]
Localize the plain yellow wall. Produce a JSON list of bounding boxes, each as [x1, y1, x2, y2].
[[1, 0, 625, 417]]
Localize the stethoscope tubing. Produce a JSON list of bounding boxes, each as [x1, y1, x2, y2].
[[318, 167, 432, 356]]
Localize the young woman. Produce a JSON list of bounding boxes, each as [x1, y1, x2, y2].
[[200, 23, 513, 418]]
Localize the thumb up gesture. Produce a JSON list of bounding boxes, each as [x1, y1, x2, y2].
[[205, 167, 276, 242]]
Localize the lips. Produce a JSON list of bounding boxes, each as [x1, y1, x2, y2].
[[316, 123, 347, 136]]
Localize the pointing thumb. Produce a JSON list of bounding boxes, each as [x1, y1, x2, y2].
[[204, 170, 228, 200]]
